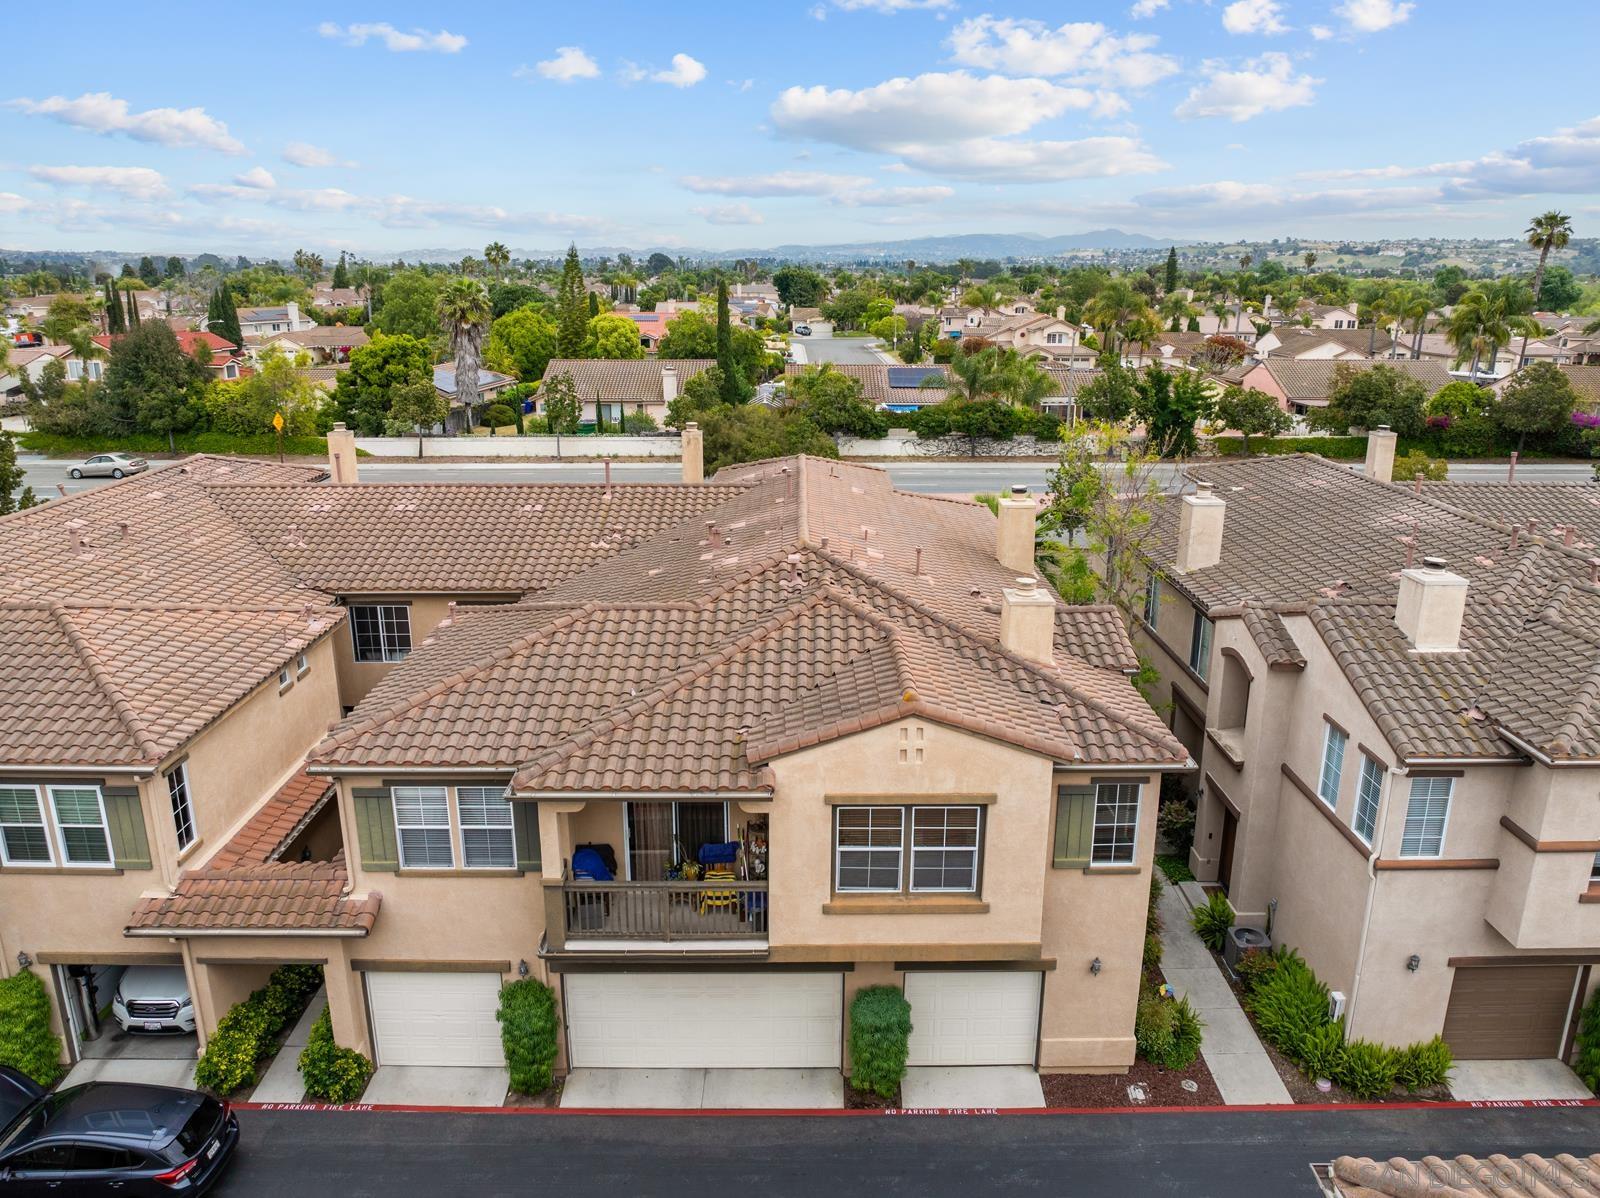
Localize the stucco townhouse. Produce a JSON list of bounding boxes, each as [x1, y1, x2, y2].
[[1, 431, 1191, 1083], [1136, 435, 1600, 1066]]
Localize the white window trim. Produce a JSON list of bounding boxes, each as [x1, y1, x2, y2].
[[166, 762, 198, 853], [1143, 575, 1161, 628], [0, 784, 55, 868], [834, 806, 904, 893], [1189, 611, 1213, 681], [1353, 754, 1382, 846], [456, 785, 516, 871], [1398, 777, 1452, 859], [278, 666, 294, 692], [296, 652, 310, 678], [46, 784, 113, 868], [1089, 782, 1141, 868], [392, 785, 454, 870], [907, 805, 981, 894], [1317, 723, 1347, 809]]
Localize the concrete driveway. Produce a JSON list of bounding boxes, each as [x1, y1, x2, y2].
[[560, 1068, 843, 1109], [63, 1056, 197, 1088], [901, 1066, 1045, 1109], [1449, 1060, 1594, 1102], [362, 1066, 509, 1107]]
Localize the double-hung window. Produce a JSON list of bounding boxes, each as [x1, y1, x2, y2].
[[1189, 612, 1214, 681], [166, 763, 196, 852], [1318, 723, 1347, 809], [393, 786, 453, 868], [1091, 783, 1140, 866], [1143, 575, 1161, 628], [1353, 754, 1382, 845], [835, 807, 904, 892], [909, 807, 980, 892], [0, 786, 52, 866], [49, 786, 112, 866], [457, 786, 515, 869], [1399, 777, 1452, 858], [350, 604, 412, 663]]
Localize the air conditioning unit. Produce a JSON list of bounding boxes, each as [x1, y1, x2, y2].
[[1328, 990, 1347, 1024]]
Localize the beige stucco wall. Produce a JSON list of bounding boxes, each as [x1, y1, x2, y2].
[[332, 595, 514, 709], [180, 937, 368, 1054]]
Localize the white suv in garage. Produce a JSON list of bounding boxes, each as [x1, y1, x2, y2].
[[112, 966, 197, 1034]]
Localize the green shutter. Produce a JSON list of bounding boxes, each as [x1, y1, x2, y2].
[[1053, 785, 1095, 869], [352, 787, 398, 872], [103, 786, 151, 870], [513, 802, 540, 872]]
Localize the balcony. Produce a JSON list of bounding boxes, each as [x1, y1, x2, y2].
[[551, 877, 769, 950]]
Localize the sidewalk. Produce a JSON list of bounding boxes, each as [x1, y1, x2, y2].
[[1157, 882, 1292, 1105], [249, 988, 325, 1103]]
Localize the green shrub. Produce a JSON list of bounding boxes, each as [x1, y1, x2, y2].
[[1155, 854, 1195, 884], [1189, 891, 1234, 952], [497, 978, 559, 1095], [1299, 1020, 1347, 1082], [849, 985, 912, 1099], [1143, 933, 1163, 973], [1576, 990, 1600, 1094], [1245, 949, 1331, 1061], [193, 1026, 259, 1094], [1233, 947, 1280, 997], [1157, 799, 1196, 859], [1135, 993, 1204, 1071], [0, 970, 65, 1086], [1147, 872, 1164, 937], [298, 1008, 373, 1104], [19, 431, 336, 458], [1209, 435, 1366, 459], [1392, 1036, 1452, 1092], [1335, 1038, 1398, 1100], [1392, 449, 1447, 482], [195, 964, 324, 1096], [482, 403, 516, 430]]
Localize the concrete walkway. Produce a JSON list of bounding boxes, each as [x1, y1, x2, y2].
[[1158, 881, 1293, 1105], [248, 990, 325, 1103], [902, 1066, 1045, 1109], [560, 1068, 844, 1109]]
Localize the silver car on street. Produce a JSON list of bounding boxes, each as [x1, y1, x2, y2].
[[69, 452, 149, 479]]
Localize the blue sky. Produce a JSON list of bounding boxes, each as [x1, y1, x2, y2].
[[3, 0, 1598, 255]]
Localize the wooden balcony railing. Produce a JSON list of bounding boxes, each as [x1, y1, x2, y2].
[[562, 878, 769, 941]]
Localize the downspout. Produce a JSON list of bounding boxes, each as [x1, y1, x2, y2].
[[1344, 761, 1404, 1034]]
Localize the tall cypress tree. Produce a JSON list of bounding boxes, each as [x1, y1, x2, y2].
[[715, 278, 741, 405], [1164, 247, 1178, 294], [106, 282, 126, 334], [556, 243, 587, 358], [216, 285, 241, 349], [332, 252, 350, 290], [125, 289, 141, 327]]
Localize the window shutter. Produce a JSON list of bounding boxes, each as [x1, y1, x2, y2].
[[103, 786, 151, 870], [351, 787, 399, 872], [513, 802, 540, 871], [1053, 785, 1095, 869]]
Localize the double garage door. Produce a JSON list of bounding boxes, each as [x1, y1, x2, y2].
[[1442, 965, 1580, 1060]]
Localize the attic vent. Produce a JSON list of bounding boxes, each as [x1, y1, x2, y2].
[[898, 724, 925, 764]]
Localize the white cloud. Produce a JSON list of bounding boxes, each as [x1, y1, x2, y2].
[[524, 46, 600, 82], [1334, 0, 1414, 32], [1222, 0, 1289, 35], [234, 166, 277, 189], [946, 16, 1179, 89], [892, 135, 1166, 181], [652, 53, 707, 87], [679, 171, 874, 196], [28, 164, 169, 200], [831, 185, 954, 206], [9, 91, 244, 154], [1175, 53, 1318, 121], [692, 202, 764, 225], [1310, 24, 1334, 39], [0, 193, 29, 214], [825, 0, 954, 11], [316, 22, 467, 52], [1129, 0, 1170, 15], [282, 141, 355, 168]]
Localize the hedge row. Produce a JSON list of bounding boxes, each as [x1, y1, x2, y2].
[[298, 1007, 373, 1103], [19, 431, 335, 458], [497, 978, 559, 1096], [0, 970, 65, 1086], [849, 985, 912, 1099], [193, 964, 324, 1095], [1209, 435, 1367, 459]]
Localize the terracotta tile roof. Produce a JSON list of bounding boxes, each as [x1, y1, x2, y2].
[[1261, 328, 1395, 358], [543, 358, 715, 403], [783, 362, 948, 405], [1419, 482, 1600, 548], [1325, 1153, 1600, 1197], [1255, 358, 1452, 403], [127, 769, 380, 936], [1558, 363, 1600, 407], [1239, 603, 1305, 670], [264, 325, 369, 349]]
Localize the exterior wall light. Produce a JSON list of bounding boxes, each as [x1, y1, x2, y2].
[[1090, 957, 1103, 975], [16, 951, 31, 969], [517, 959, 530, 978], [1406, 954, 1421, 972]]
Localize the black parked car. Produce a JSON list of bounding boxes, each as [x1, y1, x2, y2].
[[0, 1066, 238, 1193]]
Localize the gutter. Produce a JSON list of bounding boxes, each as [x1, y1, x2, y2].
[[305, 765, 512, 777], [124, 927, 370, 939], [512, 789, 775, 801], [1493, 729, 1590, 768], [2, 764, 155, 776]]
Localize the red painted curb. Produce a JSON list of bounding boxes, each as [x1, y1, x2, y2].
[[235, 1097, 1600, 1118]]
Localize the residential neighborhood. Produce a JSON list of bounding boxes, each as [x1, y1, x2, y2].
[[1, 1, 1599, 1194]]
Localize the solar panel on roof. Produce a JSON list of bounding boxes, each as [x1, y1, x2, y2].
[[886, 366, 945, 389]]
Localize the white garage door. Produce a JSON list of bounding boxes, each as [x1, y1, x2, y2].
[[365, 971, 504, 1067], [564, 972, 842, 1068], [905, 971, 1041, 1066]]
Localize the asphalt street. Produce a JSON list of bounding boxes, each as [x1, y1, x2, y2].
[[791, 328, 891, 365], [213, 1104, 1600, 1198]]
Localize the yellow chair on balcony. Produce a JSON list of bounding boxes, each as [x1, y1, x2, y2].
[[698, 867, 739, 918]]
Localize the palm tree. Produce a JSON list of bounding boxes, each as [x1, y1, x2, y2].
[[925, 345, 1005, 403], [994, 350, 1057, 409], [484, 242, 511, 282], [1525, 211, 1573, 308], [1303, 251, 1317, 272], [1239, 253, 1253, 271], [1083, 279, 1151, 359], [436, 277, 493, 426], [1446, 284, 1537, 379], [1160, 293, 1198, 332], [1387, 283, 1432, 359]]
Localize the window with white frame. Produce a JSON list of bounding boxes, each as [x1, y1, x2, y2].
[[296, 652, 310, 677], [1353, 754, 1382, 845], [457, 786, 515, 869], [1091, 783, 1141, 866], [1590, 850, 1600, 886], [278, 666, 293, 690], [166, 763, 196, 851], [1189, 612, 1213, 681], [350, 604, 412, 663], [1318, 723, 1347, 808], [909, 807, 980, 892], [0, 786, 52, 866], [1143, 575, 1161, 628], [835, 807, 905, 892], [1399, 777, 1452, 858], [49, 786, 111, 866], [392, 786, 453, 868]]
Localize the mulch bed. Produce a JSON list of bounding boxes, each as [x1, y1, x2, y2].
[[504, 1084, 561, 1109], [845, 1084, 900, 1110], [1042, 1055, 1223, 1109]]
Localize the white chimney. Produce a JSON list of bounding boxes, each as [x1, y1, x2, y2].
[[996, 484, 1037, 574], [1395, 555, 1467, 652], [1000, 575, 1055, 666], [286, 300, 301, 328], [681, 421, 704, 484], [1365, 424, 1398, 484], [1175, 481, 1225, 573], [660, 364, 679, 408], [1055, 305, 1066, 321], [326, 422, 358, 484]]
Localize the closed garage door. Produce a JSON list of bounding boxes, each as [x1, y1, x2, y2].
[[905, 971, 1041, 1066], [1442, 965, 1578, 1059], [366, 971, 504, 1067], [564, 972, 842, 1068]]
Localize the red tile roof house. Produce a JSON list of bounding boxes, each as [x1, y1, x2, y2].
[[92, 330, 249, 381], [1136, 438, 1600, 1069], [0, 441, 1194, 1090]]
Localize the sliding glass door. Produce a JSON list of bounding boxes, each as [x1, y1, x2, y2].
[[624, 802, 728, 880]]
